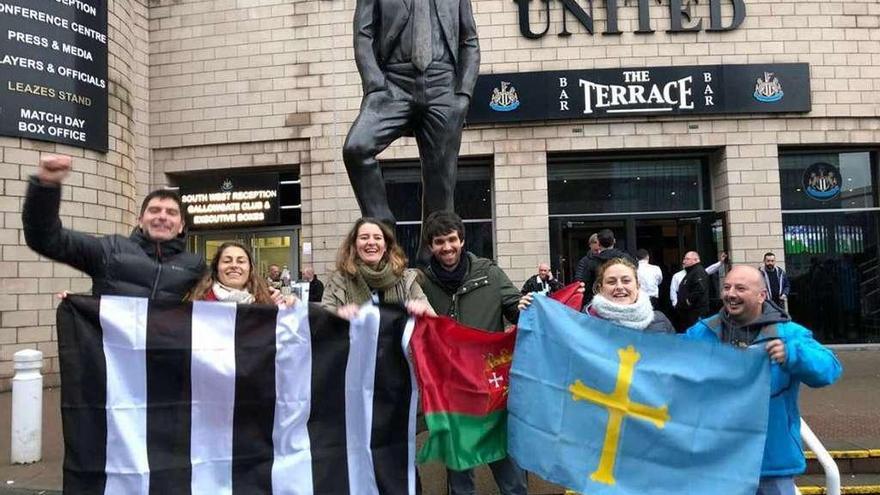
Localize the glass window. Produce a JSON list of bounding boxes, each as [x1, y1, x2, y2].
[[782, 210, 880, 344], [382, 159, 494, 262], [780, 150, 880, 344], [279, 172, 302, 225], [780, 151, 876, 210], [547, 156, 710, 215]]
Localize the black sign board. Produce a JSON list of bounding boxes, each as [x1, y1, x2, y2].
[[0, 0, 108, 151], [178, 173, 280, 230], [467, 63, 810, 124]]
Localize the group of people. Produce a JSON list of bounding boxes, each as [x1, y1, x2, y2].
[[521, 237, 838, 495], [24, 154, 838, 495], [561, 228, 792, 334]]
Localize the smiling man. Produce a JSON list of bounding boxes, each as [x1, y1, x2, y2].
[[686, 265, 841, 495], [418, 210, 526, 495], [23, 154, 205, 299]]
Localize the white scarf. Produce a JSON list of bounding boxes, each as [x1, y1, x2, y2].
[[589, 292, 655, 330], [212, 282, 255, 304]]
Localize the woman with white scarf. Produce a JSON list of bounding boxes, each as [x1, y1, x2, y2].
[[584, 257, 674, 333], [187, 241, 296, 307], [519, 258, 673, 333]]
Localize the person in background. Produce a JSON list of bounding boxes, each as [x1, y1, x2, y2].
[[676, 251, 711, 330], [23, 154, 204, 300], [188, 241, 296, 307], [302, 266, 324, 303], [761, 252, 791, 307], [267, 264, 283, 290], [521, 262, 563, 295], [419, 210, 527, 495], [322, 218, 434, 319], [574, 229, 637, 306], [636, 249, 663, 309], [686, 265, 841, 495], [670, 251, 727, 307]]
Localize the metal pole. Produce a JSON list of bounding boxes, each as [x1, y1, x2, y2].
[[11, 349, 43, 464], [801, 418, 841, 495]]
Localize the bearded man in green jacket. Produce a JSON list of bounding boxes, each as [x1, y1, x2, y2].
[[419, 210, 526, 495]]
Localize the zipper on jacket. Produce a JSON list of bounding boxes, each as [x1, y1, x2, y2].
[[150, 264, 163, 299]]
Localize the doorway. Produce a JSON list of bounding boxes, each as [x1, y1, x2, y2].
[[190, 228, 300, 280], [550, 213, 727, 310]]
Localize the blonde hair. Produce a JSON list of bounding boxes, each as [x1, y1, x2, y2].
[[593, 257, 639, 294], [335, 218, 407, 277]]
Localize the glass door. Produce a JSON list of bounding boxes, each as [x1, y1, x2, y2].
[[191, 228, 300, 281]]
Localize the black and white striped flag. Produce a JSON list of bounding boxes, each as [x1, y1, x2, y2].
[[57, 295, 418, 495]]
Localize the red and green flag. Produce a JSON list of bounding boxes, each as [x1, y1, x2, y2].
[[410, 282, 583, 471], [410, 315, 514, 470]]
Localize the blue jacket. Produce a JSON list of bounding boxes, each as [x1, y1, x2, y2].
[[686, 306, 842, 477]]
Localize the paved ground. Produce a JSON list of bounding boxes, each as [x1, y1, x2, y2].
[[0, 349, 875, 494]]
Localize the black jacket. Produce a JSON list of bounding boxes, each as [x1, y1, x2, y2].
[[23, 177, 205, 300], [520, 274, 563, 295], [676, 263, 710, 312], [308, 276, 324, 303]]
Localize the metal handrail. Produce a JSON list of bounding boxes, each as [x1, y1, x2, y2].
[[798, 418, 841, 495]]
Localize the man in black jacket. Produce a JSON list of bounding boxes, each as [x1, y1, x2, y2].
[[574, 229, 636, 305], [302, 266, 324, 303], [521, 262, 563, 295], [676, 251, 710, 330], [23, 154, 205, 300]]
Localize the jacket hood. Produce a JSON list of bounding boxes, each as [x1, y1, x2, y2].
[[720, 299, 790, 327]]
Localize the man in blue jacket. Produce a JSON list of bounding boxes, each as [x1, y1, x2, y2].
[[686, 265, 842, 495]]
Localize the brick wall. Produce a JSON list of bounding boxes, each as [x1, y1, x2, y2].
[[2, 0, 876, 386], [0, 0, 151, 389]]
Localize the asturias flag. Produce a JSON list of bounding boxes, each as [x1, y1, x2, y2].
[[509, 295, 771, 495]]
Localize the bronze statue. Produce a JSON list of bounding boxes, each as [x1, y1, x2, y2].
[[343, 0, 480, 228]]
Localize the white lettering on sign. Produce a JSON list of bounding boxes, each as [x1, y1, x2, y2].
[[182, 188, 278, 226], [578, 76, 694, 115]]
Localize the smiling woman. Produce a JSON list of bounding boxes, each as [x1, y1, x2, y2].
[[322, 218, 435, 320], [586, 258, 674, 333], [187, 241, 281, 305]]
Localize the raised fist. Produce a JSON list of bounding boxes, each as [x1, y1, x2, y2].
[[37, 154, 72, 185]]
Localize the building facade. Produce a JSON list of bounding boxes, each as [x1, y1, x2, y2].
[[0, 0, 878, 387]]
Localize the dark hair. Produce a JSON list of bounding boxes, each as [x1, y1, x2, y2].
[[336, 218, 407, 278], [187, 241, 274, 304], [636, 249, 649, 260], [764, 252, 776, 259], [422, 210, 465, 245], [140, 189, 183, 217], [597, 229, 615, 248]]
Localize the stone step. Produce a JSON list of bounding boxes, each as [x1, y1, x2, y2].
[[806, 449, 880, 475], [797, 473, 880, 495]]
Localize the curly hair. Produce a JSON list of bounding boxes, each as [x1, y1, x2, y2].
[[336, 218, 407, 278], [187, 241, 274, 304], [593, 257, 640, 295]]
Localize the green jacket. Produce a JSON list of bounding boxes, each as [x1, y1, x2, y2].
[[420, 253, 520, 332]]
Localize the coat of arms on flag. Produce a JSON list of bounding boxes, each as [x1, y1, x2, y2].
[[57, 295, 418, 495]]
